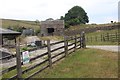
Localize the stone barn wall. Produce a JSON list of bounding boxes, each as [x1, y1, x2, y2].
[[40, 20, 64, 36]]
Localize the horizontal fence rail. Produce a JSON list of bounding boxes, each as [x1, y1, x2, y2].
[[1, 31, 86, 79], [86, 32, 119, 43]]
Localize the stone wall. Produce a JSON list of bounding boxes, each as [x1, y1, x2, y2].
[[40, 20, 64, 36]]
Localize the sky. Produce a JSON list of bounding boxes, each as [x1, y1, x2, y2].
[[0, 0, 119, 24]]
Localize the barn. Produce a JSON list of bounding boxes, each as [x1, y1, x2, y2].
[[40, 19, 64, 36]]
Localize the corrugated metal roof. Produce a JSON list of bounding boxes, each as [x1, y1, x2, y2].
[[0, 27, 21, 35]]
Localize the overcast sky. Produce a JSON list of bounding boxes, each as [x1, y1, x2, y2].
[[0, 0, 119, 24]]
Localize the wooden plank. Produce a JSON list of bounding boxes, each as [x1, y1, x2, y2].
[[68, 42, 75, 47], [51, 46, 65, 53], [22, 59, 48, 74], [64, 36, 68, 57], [68, 46, 75, 51], [52, 55, 65, 64], [24, 65, 49, 80], [2, 52, 48, 75], [76, 43, 80, 48], [1, 65, 16, 75], [47, 40, 52, 68], [8, 74, 17, 80], [30, 52, 48, 62], [16, 39, 22, 78], [50, 40, 64, 46], [51, 51, 65, 59], [82, 31, 86, 48], [74, 35, 77, 52], [79, 35, 82, 48]]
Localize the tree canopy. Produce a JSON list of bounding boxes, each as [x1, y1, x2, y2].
[[61, 6, 89, 28]]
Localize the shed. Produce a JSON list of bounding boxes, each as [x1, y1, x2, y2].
[[40, 19, 64, 36], [0, 27, 21, 46]]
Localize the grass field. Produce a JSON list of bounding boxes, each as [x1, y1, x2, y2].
[[1, 19, 40, 33], [33, 48, 118, 78], [86, 29, 119, 45], [1, 48, 118, 78]]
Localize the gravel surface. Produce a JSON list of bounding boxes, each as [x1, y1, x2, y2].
[[87, 45, 119, 52]]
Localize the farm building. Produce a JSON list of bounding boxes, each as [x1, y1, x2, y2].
[[0, 28, 21, 60], [40, 19, 64, 36], [0, 27, 21, 46]]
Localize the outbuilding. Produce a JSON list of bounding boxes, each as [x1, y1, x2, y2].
[[40, 19, 64, 36], [0, 27, 21, 46]]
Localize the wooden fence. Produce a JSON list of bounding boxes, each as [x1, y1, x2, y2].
[[1, 31, 86, 79], [86, 32, 120, 43]]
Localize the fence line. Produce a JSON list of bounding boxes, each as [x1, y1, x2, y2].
[[1, 31, 86, 79], [86, 32, 119, 43]]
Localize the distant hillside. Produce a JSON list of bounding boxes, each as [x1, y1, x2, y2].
[[67, 23, 118, 31], [1, 19, 40, 33], [1, 18, 118, 35]]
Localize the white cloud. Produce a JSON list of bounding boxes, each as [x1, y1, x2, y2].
[[0, 0, 119, 23]]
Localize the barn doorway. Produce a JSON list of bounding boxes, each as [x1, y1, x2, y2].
[[47, 28, 54, 33]]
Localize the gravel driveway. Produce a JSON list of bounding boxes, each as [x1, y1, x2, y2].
[[87, 45, 119, 52]]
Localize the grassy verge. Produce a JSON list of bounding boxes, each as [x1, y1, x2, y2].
[[33, 48, 118, 78]]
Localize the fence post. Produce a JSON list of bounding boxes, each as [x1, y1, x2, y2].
[[80, 31, 86, 48], [101, 34, 103, 42], [91, 36, 92, 42], [80, 33, 82, 48], [102, 33, 105, 42], [107, 33, 109, 41], [64, 36, 68, 57], [95, 36, 97, 42], [82, 31, 86, 48], [104, 36, 105, 42], [74, 35, 77, 52], [16, 38, 22, 79], [86, 36, 88, 42], [47, 40, 52, 68], [115, 32, 118, 41]]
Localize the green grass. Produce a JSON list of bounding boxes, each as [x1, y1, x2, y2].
[[33, 48, 118, 78], [1, 59, 48, 79], [1, 19, 40, 33], [1, 49, 118, 78]]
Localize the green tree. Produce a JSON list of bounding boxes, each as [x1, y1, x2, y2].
[[35, 19, 40, 25], [61, 6, 89, 28]]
